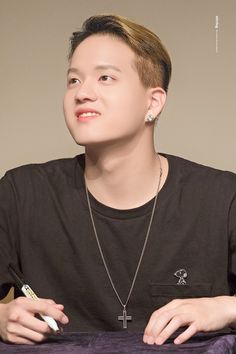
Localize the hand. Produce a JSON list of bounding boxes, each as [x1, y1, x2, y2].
[[0, 297, 69, 344], [143, 296, 236, 345]]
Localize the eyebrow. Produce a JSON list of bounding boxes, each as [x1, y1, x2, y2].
[[95, 65, 122, 72], [67, 64, 122, 76]]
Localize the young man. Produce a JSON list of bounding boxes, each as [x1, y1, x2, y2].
[[0, 14, 236, 346]]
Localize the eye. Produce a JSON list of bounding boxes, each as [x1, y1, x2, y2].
[[99, 75, 113, 82], [67, 77, 80, 86]]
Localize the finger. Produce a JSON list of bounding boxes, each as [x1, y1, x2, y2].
[[154, 306, 199, 345], [144, 310, 172, 344], [15, 298, 69, 324], [6, 322, 47, 343], [6, 335, 35, 345], [38, 299, 64, 309], [15, 297, 64, 311], [54, 304, 65, 310], [144, 299, 184, 335], [143, 299, 194, 344], [38, 298, 56, 304], [174, 323, 198, 345], [9, 310, 52, 334], [154, 315, 188, 345], [16, 337, 35, 345]]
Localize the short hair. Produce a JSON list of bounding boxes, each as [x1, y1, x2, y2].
[[69, 14, 172, 92]]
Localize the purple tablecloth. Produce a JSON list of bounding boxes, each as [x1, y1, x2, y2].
[[1, 331, 236, 353]]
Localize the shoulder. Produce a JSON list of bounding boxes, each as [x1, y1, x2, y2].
[[2, 154, 85, 190], [162, 152, 236, 199]]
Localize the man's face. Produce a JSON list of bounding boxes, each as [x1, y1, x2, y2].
[[63, 34, 151, 147]]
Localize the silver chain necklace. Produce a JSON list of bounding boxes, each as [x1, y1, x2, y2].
[[85, 155, 162, 329]]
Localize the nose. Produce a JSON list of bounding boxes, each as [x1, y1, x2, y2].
[[74, 80, 97, 102]]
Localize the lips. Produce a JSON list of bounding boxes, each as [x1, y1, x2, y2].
[[75, 108, 101, 122]]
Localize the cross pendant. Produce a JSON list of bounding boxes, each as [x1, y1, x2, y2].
[[118, 307, 132, 329]]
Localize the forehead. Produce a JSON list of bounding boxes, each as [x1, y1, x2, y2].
[[70, 34, 137, 72]]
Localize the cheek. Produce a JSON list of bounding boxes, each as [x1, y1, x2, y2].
[[63, 93, 73, 118], [107, 87, 137, 113], [108, 88, 146, 123]]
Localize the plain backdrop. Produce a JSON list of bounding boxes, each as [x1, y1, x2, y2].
[[0, 0, 236, 303], [0, 0, 236, 176]]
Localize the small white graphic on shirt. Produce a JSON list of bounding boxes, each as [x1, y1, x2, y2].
[[174, 268, 187, 285]]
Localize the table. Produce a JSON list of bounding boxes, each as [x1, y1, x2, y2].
[[1, 331, 236, 353]]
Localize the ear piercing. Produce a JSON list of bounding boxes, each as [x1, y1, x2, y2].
[[145, 112, 156, 122]]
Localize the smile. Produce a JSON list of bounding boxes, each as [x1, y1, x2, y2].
[[79, 112, 99, 117], [76, 111, 101, 122]]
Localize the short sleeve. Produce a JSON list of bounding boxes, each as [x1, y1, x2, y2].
[[0, 173, 19, 299]]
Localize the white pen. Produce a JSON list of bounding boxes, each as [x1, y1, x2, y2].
[[8, 263, 60, 332]]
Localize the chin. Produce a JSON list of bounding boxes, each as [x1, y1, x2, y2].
[[73, 137, 117, 149], [69, 129, 127, 149], [72, 136, 104, 147], [70, 131, 107, 146]]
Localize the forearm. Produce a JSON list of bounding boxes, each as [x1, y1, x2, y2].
[[219, 295, 236, 329]]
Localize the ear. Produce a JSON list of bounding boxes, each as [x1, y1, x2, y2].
[[147, 87, 167, 118]]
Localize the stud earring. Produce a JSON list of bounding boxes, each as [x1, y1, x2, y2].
[[145, 112, 156, 122]]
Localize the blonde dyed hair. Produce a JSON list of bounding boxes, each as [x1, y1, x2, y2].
[[69, 14, 172, 92]]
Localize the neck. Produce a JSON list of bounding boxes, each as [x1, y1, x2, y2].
[[84, 137, 168, 209]]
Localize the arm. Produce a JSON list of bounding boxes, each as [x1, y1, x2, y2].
[[0, 173, 69, 343], [144, 190, 236, 345]]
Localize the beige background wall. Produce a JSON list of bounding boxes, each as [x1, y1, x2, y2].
[[0, 0, 236, 179], [0, 0, 235, 303]]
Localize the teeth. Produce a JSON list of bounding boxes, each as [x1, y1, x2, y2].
[[79, 112, 99, 117]]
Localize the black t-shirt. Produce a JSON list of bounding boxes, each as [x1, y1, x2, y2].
[[0, 153, 236, 331]]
